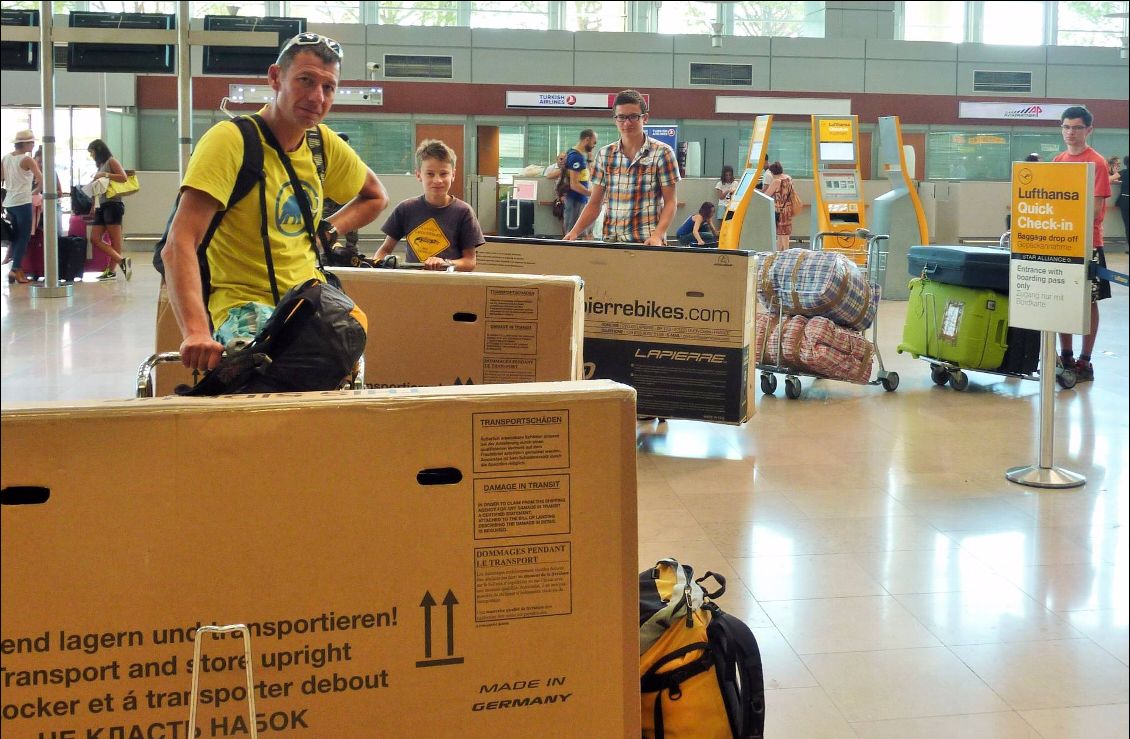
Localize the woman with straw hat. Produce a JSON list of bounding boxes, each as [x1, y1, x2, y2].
[[1, 129, 43, 284]]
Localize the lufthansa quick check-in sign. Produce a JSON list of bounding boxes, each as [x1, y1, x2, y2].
[[1009, 161, 1093, 335]]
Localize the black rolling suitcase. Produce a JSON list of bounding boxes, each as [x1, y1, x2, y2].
[[908, 245, 1010, 292], [58, 235, 87, 281], [999, 326, 1041, 375]]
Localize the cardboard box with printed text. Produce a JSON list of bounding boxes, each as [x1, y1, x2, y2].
[[478, 237, 757, 423], [153, 270, 585, 397], [330, 268, 584, 389], [0, 382, 639, 737]]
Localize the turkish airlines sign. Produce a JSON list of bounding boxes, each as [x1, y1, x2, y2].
[[505, 91, 649, 110], [959, 102, 1072, 121]]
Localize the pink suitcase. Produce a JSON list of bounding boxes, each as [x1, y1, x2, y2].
[[69, 214, 112, 275], [19, 229, 45, 278]]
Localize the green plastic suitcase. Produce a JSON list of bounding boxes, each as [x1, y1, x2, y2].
[[898, 278, 1009, 369]]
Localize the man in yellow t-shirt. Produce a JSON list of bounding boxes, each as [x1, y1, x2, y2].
[[162, 33, 390, 373]]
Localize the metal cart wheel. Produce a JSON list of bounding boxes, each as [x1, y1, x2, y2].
[[930, 364, 950, 386], [881, 372, 900, 392], [760, 373, 778, 395], [948, 370, 970, 391], [784, 375, 803, 400], [1056, 366, 1077, 389]]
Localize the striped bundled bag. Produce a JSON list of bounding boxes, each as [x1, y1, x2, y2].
[[796, 316, 874, 383], [757, 248, 878, 331]]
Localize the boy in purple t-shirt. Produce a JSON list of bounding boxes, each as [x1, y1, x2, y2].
[[376, 139, 485, 271]]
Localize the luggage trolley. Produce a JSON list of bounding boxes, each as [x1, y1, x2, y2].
[[902, 232, 1077, 392], [136, 352, 366, 398], [135, 258, 448, 397], [757, 229, 899, 400]]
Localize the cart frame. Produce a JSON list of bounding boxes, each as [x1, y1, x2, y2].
[[900, 231, 1078, 391], [756, 229, 899, 399]]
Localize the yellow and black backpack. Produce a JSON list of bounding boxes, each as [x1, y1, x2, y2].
[[639, 558, 765, 739]]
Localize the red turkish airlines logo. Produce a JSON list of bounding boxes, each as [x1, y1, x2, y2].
[[566, 95, 576, 105]]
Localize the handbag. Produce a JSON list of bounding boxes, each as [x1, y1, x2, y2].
[[789, 183, 803, 211], [105, 171, 141, 198], [70, 185, 93, 216]]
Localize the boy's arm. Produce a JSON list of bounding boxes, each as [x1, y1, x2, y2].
[[426, 246, 476, 272], [453, 246, 477, 272], [645, 182, 678, 247], [375, 235, 398, 260]]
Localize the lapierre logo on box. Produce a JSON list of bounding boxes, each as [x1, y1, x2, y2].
[[634, 348, 726, 363]]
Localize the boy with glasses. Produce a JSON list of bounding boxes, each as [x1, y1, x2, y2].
[[563, 90, 679, 246], [161, 33, 389, 374], [1053, 105, 1111, 382]]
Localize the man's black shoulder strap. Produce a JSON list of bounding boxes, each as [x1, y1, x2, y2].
[[152, 116, 266, 285], [307, 125, 327, 185], [228, 116, 265, 208]]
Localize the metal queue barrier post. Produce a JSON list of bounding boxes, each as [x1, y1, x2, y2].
[[1005, 331, 1085, 488], [1004, 160, 1092, 490]]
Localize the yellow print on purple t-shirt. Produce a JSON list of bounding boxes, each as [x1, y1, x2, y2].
[[407, 217, 451, 260]]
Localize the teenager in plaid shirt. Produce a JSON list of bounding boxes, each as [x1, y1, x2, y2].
[[563, 89, 680, 246]]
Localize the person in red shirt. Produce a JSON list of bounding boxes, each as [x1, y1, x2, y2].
[[1053, 105, 1112, 382]]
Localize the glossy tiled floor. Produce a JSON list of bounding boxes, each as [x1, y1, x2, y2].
[[3, 254, 1128, 738]]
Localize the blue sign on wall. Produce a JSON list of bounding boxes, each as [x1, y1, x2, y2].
[[644, 125, 683, 175], [644, 125, 678, 152]]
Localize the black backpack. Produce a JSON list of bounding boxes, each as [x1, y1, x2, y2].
[[70, 185, 93, 216], [151, 115, 328, 308], [178, 277, 366, 396]]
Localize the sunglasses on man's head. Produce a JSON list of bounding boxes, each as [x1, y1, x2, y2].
[[277, 33, 343, 62]]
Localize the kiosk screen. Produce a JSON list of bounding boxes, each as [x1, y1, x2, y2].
[[819, 172, 859, 199], [818, 141, 855, 163], [731, 169, 758, 205]]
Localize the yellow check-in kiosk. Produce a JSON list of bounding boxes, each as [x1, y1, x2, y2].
[[870, 115, 930, 299], [718, 115, 776, 251], [811, 115, 867, 261]]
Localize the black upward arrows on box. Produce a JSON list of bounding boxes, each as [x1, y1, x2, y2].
[[416, 589, 465, 668]]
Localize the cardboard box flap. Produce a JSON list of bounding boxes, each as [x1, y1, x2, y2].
[[2, 380, 633, 418]]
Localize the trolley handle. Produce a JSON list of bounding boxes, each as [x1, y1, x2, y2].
[[188, 625, 258, 739], [136, 352, 186, 398], [135, 351, 367, 398]]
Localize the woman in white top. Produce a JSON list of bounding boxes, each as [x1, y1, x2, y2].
[[1, 129, 43, 284], [714, 165, 737, 227]]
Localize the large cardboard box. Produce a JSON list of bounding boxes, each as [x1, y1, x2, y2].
[[1, 382, 639, 738], [478, 237, 758, 424], [330, 268, 584, 389], [154, 270, 585, 396]]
